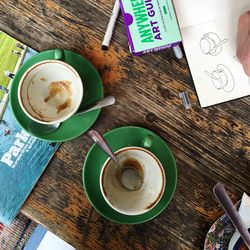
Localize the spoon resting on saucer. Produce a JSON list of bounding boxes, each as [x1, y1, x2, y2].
[[28, 96, 115, 136], [213, 183, 250, 249], [88, 130, 143, 191]]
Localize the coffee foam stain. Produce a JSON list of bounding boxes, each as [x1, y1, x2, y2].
[[44, 80, 72, 114], [122, 158, 144, 172], [57, 98, 72, 114], [146, 165, 166, 210], [121, 158, 144, 188], [26, 84, 51, 121]]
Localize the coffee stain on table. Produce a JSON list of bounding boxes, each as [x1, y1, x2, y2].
[[83, 41, 128, 85]]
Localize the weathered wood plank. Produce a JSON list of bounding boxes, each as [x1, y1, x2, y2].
[[0, 0, 249, 249]]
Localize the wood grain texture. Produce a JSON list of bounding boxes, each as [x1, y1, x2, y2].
[[0, 0, 249, 249]]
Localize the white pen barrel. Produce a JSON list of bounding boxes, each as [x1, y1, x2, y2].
[[173, 45, 183, 59], [102, 0, 120, 50]]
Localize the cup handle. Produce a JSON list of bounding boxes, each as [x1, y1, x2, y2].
[[54, 49, 64, 61], [141, 135, 153, 149]]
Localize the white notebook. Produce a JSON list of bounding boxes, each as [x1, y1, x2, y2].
[[173, 0, 250, 107]]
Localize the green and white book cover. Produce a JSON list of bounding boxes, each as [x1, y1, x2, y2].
[[119, 0, 182, 55]]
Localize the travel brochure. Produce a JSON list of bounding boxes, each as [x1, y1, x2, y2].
[[0, 30, 59, 225]]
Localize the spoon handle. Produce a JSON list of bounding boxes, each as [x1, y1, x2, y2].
[[75, 96, 115, 116], [89, 130, 120, 167], [213, 183, 250, 248]]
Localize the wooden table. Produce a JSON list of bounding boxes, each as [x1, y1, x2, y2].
[[0, 1, 249, 249]]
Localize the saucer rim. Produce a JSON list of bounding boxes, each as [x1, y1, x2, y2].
[[82, 126, 177, 224]]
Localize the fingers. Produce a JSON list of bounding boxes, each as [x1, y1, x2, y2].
[[236, 12, 250, 59], [241, 35, 250, 76], [236, 11, 250, 76]]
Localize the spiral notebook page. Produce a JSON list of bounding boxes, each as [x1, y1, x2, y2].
[[173, 1, 250, 107]]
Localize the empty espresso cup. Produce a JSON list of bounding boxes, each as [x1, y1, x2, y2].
[[100, 137, 166, 215], [18, 50, 83, 125]]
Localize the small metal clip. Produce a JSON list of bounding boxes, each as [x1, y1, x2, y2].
[[179, 91, 191, 110]]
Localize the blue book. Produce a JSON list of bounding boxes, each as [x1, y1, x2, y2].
[[0, 31, 59, 225]]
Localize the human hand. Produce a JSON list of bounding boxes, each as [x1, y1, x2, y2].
[[236, 11, 250, 77]]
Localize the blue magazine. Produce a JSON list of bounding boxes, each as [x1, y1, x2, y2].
[[0, 31, 59, 225]]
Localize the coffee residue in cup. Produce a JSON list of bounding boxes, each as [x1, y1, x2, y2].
[[118, 158, 144, 189], [44, 80, 72, 113], [122, 158, 144, 174]]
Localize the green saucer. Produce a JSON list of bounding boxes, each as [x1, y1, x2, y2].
[[9, 49, 103, 142], [83, 126, 177, 224]]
